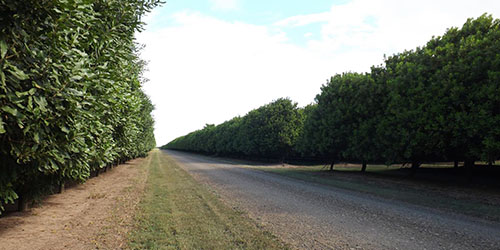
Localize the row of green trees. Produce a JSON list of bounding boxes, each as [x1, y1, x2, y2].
[[164, 98, 304, 160], [0, 0, 159, 212], [163, 14, 499, 170]]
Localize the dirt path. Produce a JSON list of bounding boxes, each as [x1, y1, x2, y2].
[[0, 155, 150, 250], [165, 150, 500, 250]]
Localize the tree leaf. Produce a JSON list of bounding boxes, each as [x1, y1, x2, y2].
[[61, 126, 70, 133], [2, 106, 18, 117], [7, 65, 29, 80], [34, 96, 48, 112], [0, 117, 5, 134], [0, 71, 5, 86], [0, 40, 7, 59], [34, 132, 40, 144]]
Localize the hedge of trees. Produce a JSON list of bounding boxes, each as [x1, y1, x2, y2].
[[163, 14, 500, 171], [0, 0, 159, 212], [164, 98, 304, 161]]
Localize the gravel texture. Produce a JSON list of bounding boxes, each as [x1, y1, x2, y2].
[[165, 150, 500, 250]]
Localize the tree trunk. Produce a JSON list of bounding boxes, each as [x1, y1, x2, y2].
[[18, 196, 28, 212], [411, 161, 420, 169], [58, 181, 65, 194], [330, 161, 335, 171], [361, 161, 367, 172], [410, 161, 420, 176], [464, 159, 475, 169], [454, 161, 459, 168], [464, 159, 475, 181]]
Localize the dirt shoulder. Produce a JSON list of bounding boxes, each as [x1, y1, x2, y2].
[[0, 155, 150, 250]]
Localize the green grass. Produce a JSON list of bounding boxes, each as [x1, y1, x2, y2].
[[258, 165, 500, 222], [129, 150, 287, 250]]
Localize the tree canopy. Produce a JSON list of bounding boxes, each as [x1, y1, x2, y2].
[[164, 98, 303, 160], [0, 0, 159, 212], [164, 14, 500, 170]]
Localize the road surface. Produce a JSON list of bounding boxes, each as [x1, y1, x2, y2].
[[164, 150, 500, 250]]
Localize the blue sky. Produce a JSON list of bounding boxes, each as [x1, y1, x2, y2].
[[148, 0, 346, 25], [137, 0, 500, 146], [145, 0, 348, 46]]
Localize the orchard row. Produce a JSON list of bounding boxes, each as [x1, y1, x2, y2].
[[164, 14, 500, 170], [0, 0, 160, 211]]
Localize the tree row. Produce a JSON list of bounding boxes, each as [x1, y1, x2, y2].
[[163, 14, 500, 171], [0, 0, 160, 212]]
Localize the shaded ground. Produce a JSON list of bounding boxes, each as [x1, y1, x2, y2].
[[165, 149, 500, 250], [263, 164, 500, 222], [0, 155, 150, 250]]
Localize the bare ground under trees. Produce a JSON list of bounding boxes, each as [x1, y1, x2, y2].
[[0, 156, 150, 250]]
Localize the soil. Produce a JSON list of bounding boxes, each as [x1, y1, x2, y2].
[[0, 156, 150, 250]]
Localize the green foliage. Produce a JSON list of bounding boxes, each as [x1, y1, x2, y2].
[[379, 14, 500, 164], [298, 14, 500, 166], [165, 14, 500, 170], [0, 0, 159, 212], [380, 47, 444, 164], [293, 103, 316, 156], [299, 72, 387, 163], [163, 98, 303, 160]]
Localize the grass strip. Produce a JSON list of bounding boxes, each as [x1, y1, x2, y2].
[[129, 150, 286, 250]]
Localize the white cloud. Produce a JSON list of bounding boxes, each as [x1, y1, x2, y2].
[[277, 0, 500, 57], [137, 11, 335, 145], [137, 1, 500, 146], [209, 0, 240, 11], [274, 12, 331, 27]]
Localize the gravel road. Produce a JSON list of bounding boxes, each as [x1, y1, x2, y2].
[[164, 150, 500, 250]]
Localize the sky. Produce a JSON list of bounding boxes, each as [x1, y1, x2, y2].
[[135, 0, 500, 146]]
